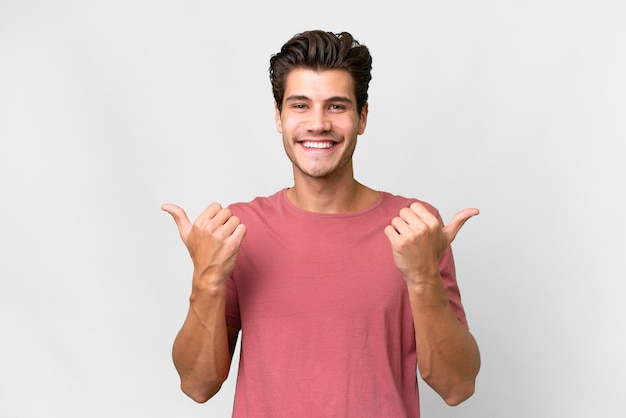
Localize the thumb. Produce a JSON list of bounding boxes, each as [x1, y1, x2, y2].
[[443, 208, 479, 245], [161, 203, 192, 240]]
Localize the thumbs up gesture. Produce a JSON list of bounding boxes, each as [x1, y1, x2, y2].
[[162, 202, 247, 288], [384, 202, 479, 285]]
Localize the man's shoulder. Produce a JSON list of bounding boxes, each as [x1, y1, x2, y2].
[[380, 191, 439, 215], [227, 189, 285, 217]]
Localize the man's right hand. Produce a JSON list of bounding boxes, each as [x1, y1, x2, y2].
[[161, 202, 247, 289]]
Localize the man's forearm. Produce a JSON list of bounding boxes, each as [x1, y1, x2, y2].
[[408, 280, 480, 406], [172, 285, 232, 403]]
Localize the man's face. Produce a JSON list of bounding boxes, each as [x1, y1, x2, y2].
[[275, 68, 368, 181]]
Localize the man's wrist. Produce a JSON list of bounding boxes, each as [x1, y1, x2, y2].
[[191, 271, 228, 298], [405, 276, 448, 306]]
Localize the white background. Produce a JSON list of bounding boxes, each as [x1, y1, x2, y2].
[[1, 1, 624, 417]]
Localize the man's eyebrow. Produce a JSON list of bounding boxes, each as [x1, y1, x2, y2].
[[284, 95, 353, 104], [284, 95, 310, 102], [326, 96, 353, 104]]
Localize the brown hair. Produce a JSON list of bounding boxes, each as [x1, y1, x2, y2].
[[269, 30, 372, 113]]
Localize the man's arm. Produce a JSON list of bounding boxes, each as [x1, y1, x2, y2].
[[162, 202, 246, 403], [385, 202, 480, 405], [406, 275, 480, 405], [171, 288, 240, 402]]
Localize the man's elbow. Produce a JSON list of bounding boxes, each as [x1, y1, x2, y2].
[[441, 379, 476, 406], [420, 368, 477, 406], [181, 379, 224, 404]]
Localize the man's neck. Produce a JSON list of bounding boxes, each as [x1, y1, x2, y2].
[[286, 177, 379, 214]]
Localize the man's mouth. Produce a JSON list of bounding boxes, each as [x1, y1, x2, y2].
[[299, 141, 336, 150]]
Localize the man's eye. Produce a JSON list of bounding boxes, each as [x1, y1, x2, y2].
[[329, 104, 345, 110]]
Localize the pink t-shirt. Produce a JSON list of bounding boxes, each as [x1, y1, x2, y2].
[[226, 189, 467, 417]]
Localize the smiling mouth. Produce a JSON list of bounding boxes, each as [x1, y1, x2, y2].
[[299, 141, 337, 149]]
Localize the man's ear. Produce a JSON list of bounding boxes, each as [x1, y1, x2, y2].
[[274, 101, 283, 133], [357, 102, 369, 135]]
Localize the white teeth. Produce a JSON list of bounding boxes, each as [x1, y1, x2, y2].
[[301, 141, 334, 149]]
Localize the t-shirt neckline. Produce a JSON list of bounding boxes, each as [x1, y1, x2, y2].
[[279, 188, 386, 218]]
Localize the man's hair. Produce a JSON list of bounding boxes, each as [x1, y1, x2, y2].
[[269, 30, 372, 113]]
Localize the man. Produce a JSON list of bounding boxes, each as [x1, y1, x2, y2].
[[162, 30, 480, 417]]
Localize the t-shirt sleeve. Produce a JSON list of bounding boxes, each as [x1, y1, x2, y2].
[[225, 274, 241, 329]]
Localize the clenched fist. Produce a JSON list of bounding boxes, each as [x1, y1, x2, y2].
[[384, 201, 479, 285], [162, 202, 247, 289]]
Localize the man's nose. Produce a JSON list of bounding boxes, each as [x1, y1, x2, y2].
[[306, 108, 331, 132]]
